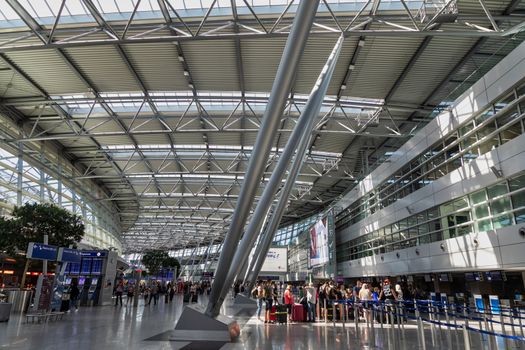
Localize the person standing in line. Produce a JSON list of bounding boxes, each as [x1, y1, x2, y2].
[[144, 286, 150, 302], [353, 280, 362, 302], [359, 283, 372, 323], [395, 284, 404, 301], [264, 281, 274, 323], [69, 279, 80, 312], [306, 282, 317, 322], [115, 281, 124, 306], [169, 284, 175, 302], [126, 282, 134, 306], [253, 282, 264, 321], [148, 282, 159, 305], [284, 285, 294, 322]]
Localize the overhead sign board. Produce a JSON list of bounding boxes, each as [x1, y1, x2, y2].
[[57, 247, 81, 263], [80, 250, 107, 258], [26, 243, 58, 261]]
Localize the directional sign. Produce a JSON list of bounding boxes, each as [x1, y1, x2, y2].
[[80, 250, 107, 258], [57, 247, 81, 263], [26, 243, 58, 261]]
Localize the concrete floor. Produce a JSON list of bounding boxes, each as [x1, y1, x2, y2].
[[0, 294, 519, 349]]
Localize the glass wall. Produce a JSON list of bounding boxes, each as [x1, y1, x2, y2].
[[336, 172, 525, 263], [0, 146, 122, 253], [336, 80, 525, 231], [273, 214, 320, 246]]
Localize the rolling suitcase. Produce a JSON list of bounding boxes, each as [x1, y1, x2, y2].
[[292, 303, 305, 322], [270, 305, 277, 323], [275, 304, 287, 324], [191, 293, 198, 303], [183, 293, 190, 303]]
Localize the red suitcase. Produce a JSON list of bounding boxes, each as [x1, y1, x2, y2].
[[269, 305, 277, 322], [292, 303, 305, 322]]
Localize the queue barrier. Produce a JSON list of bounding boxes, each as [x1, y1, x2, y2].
[[316, 298, 525, 349]]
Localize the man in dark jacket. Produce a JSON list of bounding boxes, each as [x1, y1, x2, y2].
[[70, 280, 80, 311]]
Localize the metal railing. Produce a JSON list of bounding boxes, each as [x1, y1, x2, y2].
[[316, 298, 525, 349]]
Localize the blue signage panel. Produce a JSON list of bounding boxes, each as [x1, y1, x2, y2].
[[80, 251, 107, 258], [81, 259, 92, 274], [489, 295, 500, 315], [26, 243, 58, 261], [57, 248, 81, 263], [474, 294, 485, 313], [91, 259, 103, 275], [69, 262, 80, 275]]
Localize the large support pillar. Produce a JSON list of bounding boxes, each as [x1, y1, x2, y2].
[[245, 37, 344, 291], [204, 0, 319, 319], [16, 143, 23, 205], [216, 35, 345, 308]]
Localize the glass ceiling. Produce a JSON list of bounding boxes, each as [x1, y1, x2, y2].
[[0, 0, 423, 28]]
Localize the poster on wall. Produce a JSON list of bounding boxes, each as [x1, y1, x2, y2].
[[261, 248, 288, 273], [307, 210, 336, 278], [309, 217, 329, 267]]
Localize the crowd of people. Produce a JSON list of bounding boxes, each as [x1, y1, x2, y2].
[[110, 279, 212, 306], [248, 278, 426, 323]]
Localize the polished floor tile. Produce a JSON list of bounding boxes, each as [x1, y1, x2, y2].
[[0, 294, 520, 350]]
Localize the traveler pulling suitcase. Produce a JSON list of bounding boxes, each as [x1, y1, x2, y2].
[[292, 303, 305, 322], [275, 304, 287, 324]]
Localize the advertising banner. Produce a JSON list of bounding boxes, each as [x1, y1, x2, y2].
[[309, 217, 329, 267], [261, 248, 288, 273], [308, 210, 336, 279]]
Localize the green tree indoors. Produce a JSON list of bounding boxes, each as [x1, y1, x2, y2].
[[0, 202, 85, 256]]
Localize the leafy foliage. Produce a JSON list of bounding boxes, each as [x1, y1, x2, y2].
[[163, 256, 181, 277], [141, 250, 180, 275], [0, 203, 85, 256], [141, 250, 169, 274]]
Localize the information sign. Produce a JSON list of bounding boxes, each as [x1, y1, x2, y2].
[[26, 243, 58, 261], [57, 248, 81, 263]]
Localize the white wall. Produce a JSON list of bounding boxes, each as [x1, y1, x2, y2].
[[338, 225, 525, 277], [335, 40, 525, 215], [339, 131, 525, 243]]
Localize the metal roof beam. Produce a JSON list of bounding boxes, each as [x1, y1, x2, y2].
[[0, 26, 520, 53]]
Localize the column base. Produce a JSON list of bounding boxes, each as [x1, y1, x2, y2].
[[173, 304, 240, 341]]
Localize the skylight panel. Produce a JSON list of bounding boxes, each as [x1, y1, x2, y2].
[[95, 0, 120, 14], [136, 0, 161, 13], [18, 0, 51, 18], [0, 0, 21, 20], [63, 0, 90, 16]]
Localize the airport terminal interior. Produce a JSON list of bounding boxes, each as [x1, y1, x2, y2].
[[1, 0, 525, 349]]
